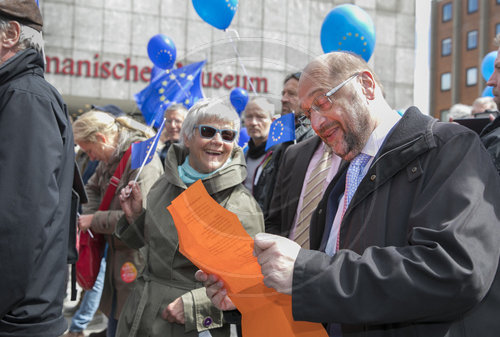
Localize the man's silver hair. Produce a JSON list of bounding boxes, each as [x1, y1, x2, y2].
[[0, 16, 44, 54]]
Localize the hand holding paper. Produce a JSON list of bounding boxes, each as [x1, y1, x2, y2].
[[254, 233, 301, 295]]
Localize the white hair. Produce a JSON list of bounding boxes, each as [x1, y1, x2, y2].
[[0, 17, 44, 55]]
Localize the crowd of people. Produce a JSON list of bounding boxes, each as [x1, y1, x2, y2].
[[2, 1, 500, 337]]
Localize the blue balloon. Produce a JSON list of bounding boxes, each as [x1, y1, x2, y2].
[[230, 87, 249, 114], [192, 0, 238, 30], [320, 4, 376, 62], [482, 86, 494, 97], [481, 51, 497, 81], [147, 34, 176, 70], [238, 127, 250, 147]]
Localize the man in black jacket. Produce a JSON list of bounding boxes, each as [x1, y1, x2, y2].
[[199, 52, 500, 337], [482, 34, 500, 175], [0, 1, 75, 336]]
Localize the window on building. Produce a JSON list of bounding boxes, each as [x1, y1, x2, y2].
[[441, 72, 451, 91], [440, 110, 450, 122], [467, 30, 478, 50], [443, 3, 452, 22], [466, 67, 478, 86], [496, 23, 500, 36], [442, 38, 452, 56], [497, 0, 500, 5], [468, 0, 478, 13]]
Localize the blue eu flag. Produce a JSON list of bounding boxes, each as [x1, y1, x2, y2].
[[131, 119, 165, 170], [265, 113, 296, 151], [135, 60, 206, 128]]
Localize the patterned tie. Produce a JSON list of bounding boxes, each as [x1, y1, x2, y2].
[[294, 146, 333, 249], [337, 153, 371, 250]]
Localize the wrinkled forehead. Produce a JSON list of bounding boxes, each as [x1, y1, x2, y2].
[[298, 73, 330, 109]]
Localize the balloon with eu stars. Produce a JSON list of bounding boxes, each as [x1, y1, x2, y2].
[[320, 4, 376, 62], [229, 87, 249, 115], [147, 34, 177, 70], [482, 86, 494, 97], [192, 0, 238, 30], [481, 51, 497, 81]]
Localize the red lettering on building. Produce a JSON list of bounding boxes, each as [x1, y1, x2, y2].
[[44, 55, 268, 93]]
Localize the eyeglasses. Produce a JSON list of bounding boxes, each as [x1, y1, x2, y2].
[[305, 73, 359, 118], [194, 125, 238, 142]]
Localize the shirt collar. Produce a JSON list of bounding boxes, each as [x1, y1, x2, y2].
[[361, 109, 401, 158]]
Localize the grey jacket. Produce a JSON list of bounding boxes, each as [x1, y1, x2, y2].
[[115, 144, 264, 337], [293, 107, 500, 336], [84, 136, 164, 319]]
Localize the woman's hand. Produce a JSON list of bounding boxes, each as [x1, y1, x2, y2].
[[119, 181, 143, 224], [78, 214, 94, 232], [161, 297, 185, 324], [195, 270, 236, 311]]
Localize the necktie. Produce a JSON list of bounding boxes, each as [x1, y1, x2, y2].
[[337, 153, 371, 250], [294, 146, 333, 248]]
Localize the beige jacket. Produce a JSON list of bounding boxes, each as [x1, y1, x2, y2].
[[83, 136, 164, 319]]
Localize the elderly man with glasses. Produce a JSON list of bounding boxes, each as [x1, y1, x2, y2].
[[197, 51, 500, 337]]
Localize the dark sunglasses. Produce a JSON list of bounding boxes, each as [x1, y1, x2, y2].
[[195, 125, 238, 142]]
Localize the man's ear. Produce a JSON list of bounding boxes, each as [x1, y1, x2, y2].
[[1, 21, 21, 49], [359, 71, 376, 100]]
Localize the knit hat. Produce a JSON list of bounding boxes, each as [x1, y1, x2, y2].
[[0, 0, 43, 32]]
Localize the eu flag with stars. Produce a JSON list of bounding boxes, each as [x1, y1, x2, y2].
[[131, 119, 165, 170], [265, 112, 296, 151], [135, 60, 206, 128]]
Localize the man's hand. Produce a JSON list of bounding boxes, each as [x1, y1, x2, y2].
[[195, 270, 236, 311], [253, 233, 301, 295], [161, 297, 185, 324]]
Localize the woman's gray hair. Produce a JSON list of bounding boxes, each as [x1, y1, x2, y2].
[[180, 98, 240, 145], [0, 16, 44, 54]]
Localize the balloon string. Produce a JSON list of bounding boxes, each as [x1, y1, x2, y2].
[[225, 28, 257, 96]]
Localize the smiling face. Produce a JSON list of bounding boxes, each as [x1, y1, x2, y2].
[[184, 119, 235, 174], [299, 72, 374, 161], [164, 109, 185, 142]]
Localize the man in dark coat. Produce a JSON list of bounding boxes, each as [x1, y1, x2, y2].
[[482, 33, 500, 175], [199, 52, 500, 337], [0, 1, 75, 336]]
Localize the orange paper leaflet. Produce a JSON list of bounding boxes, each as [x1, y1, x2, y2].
[[167, 180, 327, 337]]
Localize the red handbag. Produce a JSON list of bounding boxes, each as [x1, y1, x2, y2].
[[76, 147, 131, 290]]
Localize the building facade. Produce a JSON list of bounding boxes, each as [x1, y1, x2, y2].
[[430, 0, 500, 120], [40, 0, 416, 118]]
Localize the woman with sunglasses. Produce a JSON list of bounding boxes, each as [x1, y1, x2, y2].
[[115, 98, 264, 337]]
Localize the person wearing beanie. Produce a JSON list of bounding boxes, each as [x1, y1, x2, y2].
[[0, 1, 75, 336]]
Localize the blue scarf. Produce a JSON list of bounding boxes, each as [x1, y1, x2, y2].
[[178, 155, 231, 185]]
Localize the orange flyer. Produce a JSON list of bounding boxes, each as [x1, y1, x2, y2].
[[167, 180, 327, 337]]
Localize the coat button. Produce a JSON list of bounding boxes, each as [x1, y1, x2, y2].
[[203, 317, 213, 327], [411, 166, 417, 173], [370, 175, 376, 181]]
